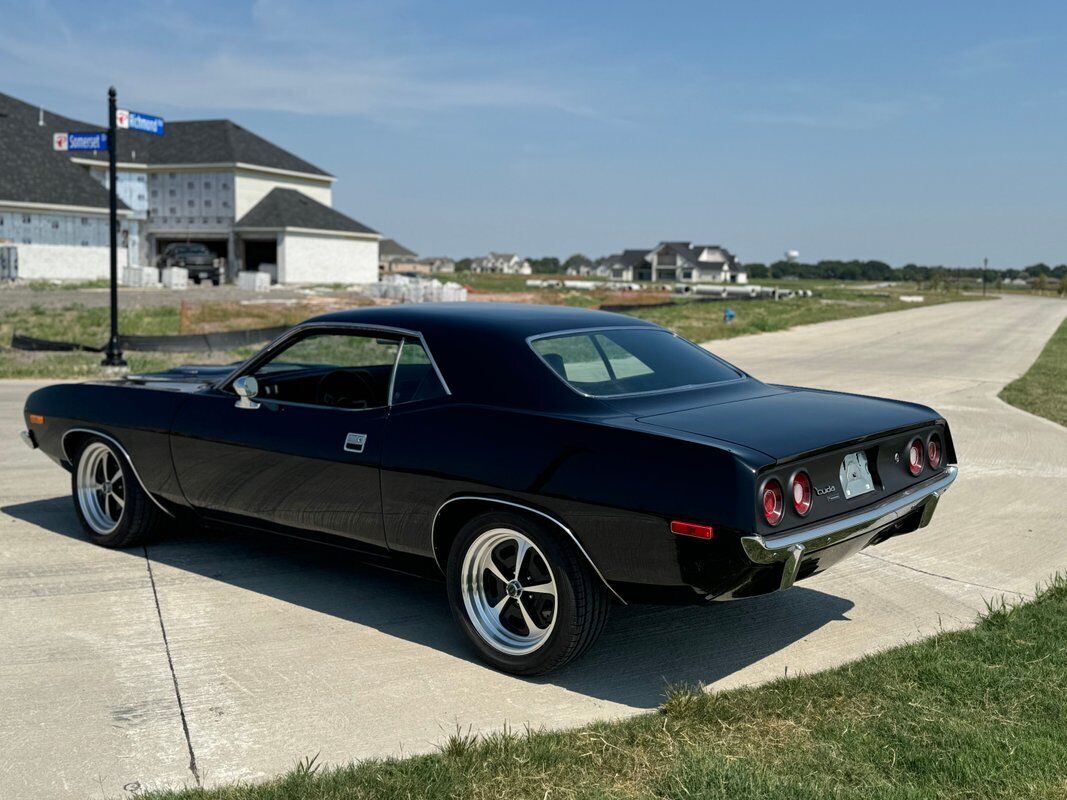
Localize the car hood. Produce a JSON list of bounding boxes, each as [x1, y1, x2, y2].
[[635, 386, 939, 461]]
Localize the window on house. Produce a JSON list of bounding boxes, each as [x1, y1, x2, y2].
[[187, 181, 194, 190], [22, 214, 32, 224], [170, 207, 177, 214], [204, 199, 212, 208], [151, 190, 158, 198], [81, 240, 90, 247], [187, 200, 195, 207], [52, 220, 60, 229], [204, 181, 212, 189], [169, 189, 176, 197], [221, 181, 230, 189], [80, 217, 89, 225], [221, 200, 230, 208]]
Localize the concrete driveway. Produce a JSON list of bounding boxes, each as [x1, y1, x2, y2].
[[1, 294, 1065, 798]]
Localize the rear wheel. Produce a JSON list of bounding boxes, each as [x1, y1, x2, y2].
[[446, 511, 610, 675], [72, 437, 162, 548]]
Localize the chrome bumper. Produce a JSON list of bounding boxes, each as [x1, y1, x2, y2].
[[740, 465, 958, 591], [20, 430, 37, 450]]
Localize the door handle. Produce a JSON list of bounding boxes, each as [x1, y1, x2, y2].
[[344, 432, 367, 453]]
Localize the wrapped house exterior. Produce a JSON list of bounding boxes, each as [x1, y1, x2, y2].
[[0, 92, 379, 285]]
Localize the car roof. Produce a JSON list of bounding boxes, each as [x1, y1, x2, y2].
[[309, 302, 659, 341], [306, 303, 663, 409]]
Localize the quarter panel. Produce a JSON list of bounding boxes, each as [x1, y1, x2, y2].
[[382, 403, 754, 586]]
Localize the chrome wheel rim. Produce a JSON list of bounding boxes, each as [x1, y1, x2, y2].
[[76, 442, 125, 535], [461, 527, 558, 656]]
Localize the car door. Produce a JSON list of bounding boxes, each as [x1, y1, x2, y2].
[[169, 326, 403, 548]]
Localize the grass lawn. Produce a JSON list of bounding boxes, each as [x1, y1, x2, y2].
[[148, 575, 1067, 800], [999, 317, 1067, 427], [1, 281, 980, 379], [0, 299, 352, 379]]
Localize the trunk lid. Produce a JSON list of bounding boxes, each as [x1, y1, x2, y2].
[[635, 386, 938, 461]]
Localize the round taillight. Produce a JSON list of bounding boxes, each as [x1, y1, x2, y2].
[[791, 471, 813, 516], [907, 438, 924, 476], [762, 479, 784, 526], [927, 435, 942, 469]]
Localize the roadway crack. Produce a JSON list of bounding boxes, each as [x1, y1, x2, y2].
[[144, 546, 201, 787], [858, 551, 1024, 597]]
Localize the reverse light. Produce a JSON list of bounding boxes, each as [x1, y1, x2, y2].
[[927, 434, 943, 469], [790, 471, 813, 516], [670, 520, 714, 540], [761, 479, 784, 526], [907, 438, 924, 477]]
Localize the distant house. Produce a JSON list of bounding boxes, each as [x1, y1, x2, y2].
[[471, 252, 532, 275], [379, 238, 428, 274], [422, 256, 455, 274], [589, 242, 746, 284]]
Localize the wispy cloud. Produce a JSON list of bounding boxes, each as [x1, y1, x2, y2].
[[0, 0, 593, 121], [737, 93, 940, 131], [942, 36, 1049, 78]]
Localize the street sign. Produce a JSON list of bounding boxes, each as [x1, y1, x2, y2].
[[54, 131, 109, 151], [116, 108, 164, 136]]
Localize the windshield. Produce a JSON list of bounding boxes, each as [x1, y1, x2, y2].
[[531, 328, 741, 397]]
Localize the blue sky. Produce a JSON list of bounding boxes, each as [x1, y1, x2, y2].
[[2, 0, 1064, 266]]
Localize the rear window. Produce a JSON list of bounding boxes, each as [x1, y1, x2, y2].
[[531, 328, 740, 397]]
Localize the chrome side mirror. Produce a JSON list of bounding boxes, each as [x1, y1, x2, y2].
[[233, 375, 260, 410]]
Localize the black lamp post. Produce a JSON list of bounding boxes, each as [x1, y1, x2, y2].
[[101, 86, 126, 368]]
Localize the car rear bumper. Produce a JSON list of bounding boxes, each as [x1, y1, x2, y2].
[[738, 465, 958, 592]]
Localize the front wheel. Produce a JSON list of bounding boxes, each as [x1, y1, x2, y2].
[[446, 511, 610, 675], [72, 437, 163, 548]]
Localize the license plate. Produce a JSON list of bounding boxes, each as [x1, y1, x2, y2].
[[839, 451, 874, 499]]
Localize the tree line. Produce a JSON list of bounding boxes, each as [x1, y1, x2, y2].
[[456, 253, 1067, 285]]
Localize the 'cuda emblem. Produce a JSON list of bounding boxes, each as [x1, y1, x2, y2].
[[815, 484, 837, 496]]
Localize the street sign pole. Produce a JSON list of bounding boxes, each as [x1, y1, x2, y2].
[[101, 86, 126, 368]]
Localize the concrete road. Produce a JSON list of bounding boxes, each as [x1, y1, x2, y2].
[[1, 295, 1065, 798]]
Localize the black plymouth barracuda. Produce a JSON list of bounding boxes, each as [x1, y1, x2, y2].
[[20, 304, 957, 674]]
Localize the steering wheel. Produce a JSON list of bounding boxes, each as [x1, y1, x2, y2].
[[315, 369, 374, 409]]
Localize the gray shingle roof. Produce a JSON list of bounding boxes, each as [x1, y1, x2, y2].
[[380, 238, 417, 258], [234, 188, 377, 235], [0, 92, 123, 210], [0, 90, 332, 209]]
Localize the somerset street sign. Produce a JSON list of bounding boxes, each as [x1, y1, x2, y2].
[[116, 108, 164, 136], [53, 131, 109, 151]]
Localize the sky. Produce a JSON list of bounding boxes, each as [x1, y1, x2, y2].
[[1, 0, 1065, 267]]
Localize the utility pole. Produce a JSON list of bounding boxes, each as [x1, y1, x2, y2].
[[101, 86, 126, 368], [982, 257, 988, 296]]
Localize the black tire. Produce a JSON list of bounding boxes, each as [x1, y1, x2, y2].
[[71, 436, 163, 548], [446, 511, 610, 675], [211, 277, 220, 286]]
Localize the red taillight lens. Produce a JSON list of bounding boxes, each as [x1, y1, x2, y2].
[[927, 435, 942, 469], [907, 438, 924, 476], [762, 479, 784, 526], [790, 471, 813, 516], [670, 520, 714, 539]]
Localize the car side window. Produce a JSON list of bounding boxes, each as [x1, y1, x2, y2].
[[391, 338, 448, 405], [250, 332, 401, 410]]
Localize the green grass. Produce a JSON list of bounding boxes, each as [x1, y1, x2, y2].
[[147, 575, 1067, 800], [0, 283, 978, 379], [0, 301, 323, 379], [625, 286, 982, 344], [1000, 317, 1067, 427]]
